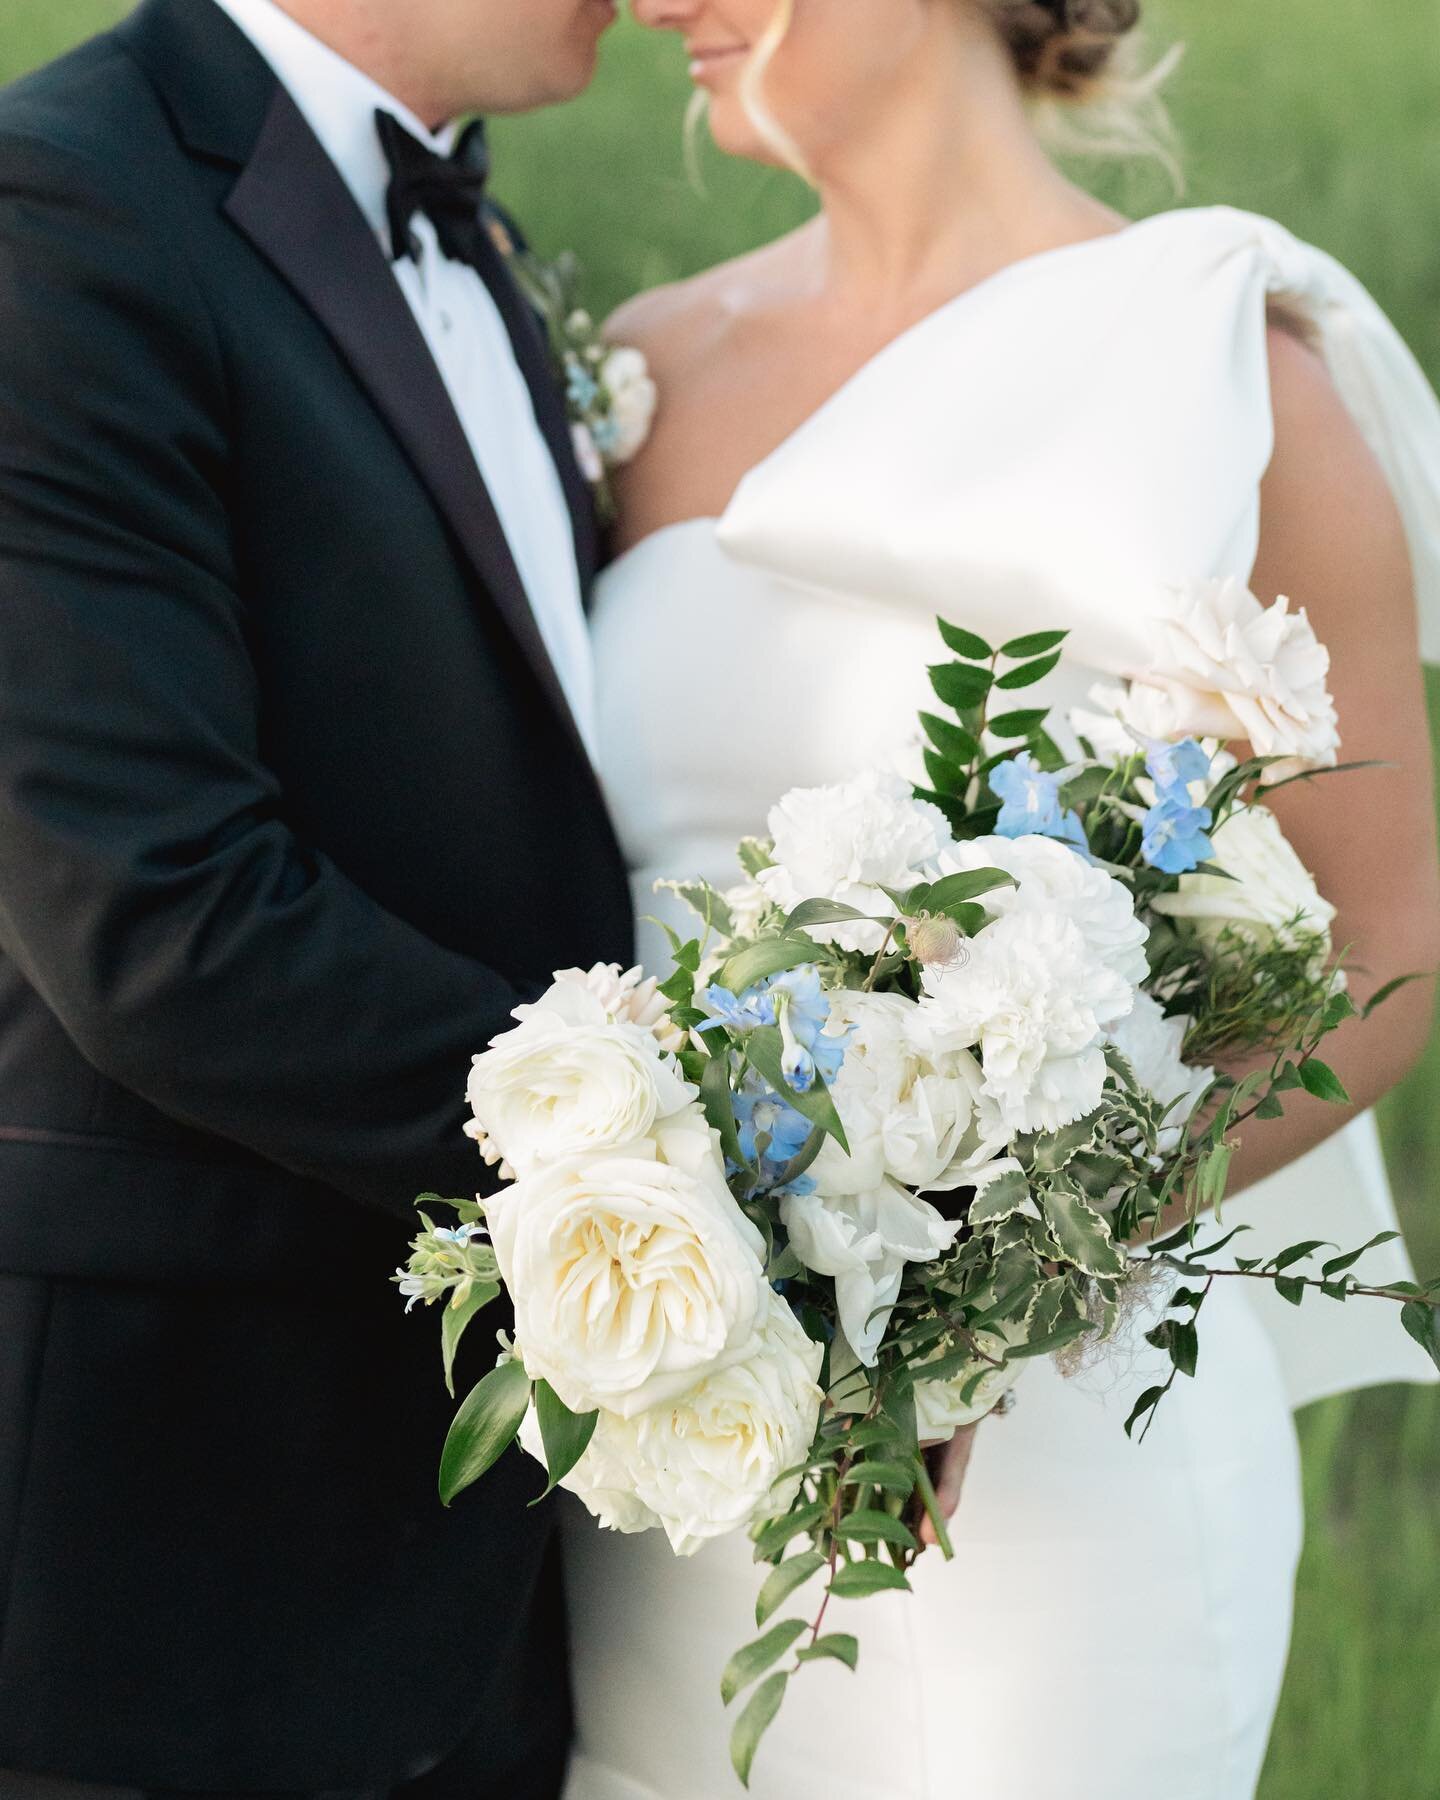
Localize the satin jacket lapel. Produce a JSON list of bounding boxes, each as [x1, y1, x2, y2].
[[223, 93, 589, 759], [471, 211, 600, 590]]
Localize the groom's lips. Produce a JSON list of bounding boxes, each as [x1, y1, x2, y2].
[[688, 44, 748, 85]]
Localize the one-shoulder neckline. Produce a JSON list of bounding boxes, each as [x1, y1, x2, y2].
[[605, 207, 1231, 583]]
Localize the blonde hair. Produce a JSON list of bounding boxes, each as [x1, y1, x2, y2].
[[699, 0, 1179, 186]]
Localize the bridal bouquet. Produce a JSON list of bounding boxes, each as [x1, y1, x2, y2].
[[399, 580, 1439, 1786]]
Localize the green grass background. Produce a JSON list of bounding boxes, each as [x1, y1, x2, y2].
[[5, 2, 1440, 1792]]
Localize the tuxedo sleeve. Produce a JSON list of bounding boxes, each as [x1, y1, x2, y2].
[[0, 131, 526, 1214]]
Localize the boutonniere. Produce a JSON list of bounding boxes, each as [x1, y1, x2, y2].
[[489, 221, 657, 522]]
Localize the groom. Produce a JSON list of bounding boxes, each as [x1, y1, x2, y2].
[[0, 0, 629, 1794]]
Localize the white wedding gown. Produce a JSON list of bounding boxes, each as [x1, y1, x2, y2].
[[565, 207, 1440, 1800]]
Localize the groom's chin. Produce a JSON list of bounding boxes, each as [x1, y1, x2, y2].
[[537, 0, 618, 105]]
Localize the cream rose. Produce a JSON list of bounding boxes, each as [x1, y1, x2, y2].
[[600, 346, 659, 465], [913, 1327, 1024, 1440], [485, 1110, 769, 1418], [466, 977, 694, 1177], [1150, 802, 1334, 955], [550, 961, 686, 1055], [527, 1291, 824, 1557], [1123, 578, 1339, 775]]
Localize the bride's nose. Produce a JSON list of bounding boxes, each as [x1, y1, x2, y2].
[[631, 0, 704, 29]]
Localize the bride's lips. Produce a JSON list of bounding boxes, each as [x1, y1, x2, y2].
[[688, 44, 749, 86]]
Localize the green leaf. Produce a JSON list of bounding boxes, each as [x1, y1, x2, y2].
[[1274, 1275, 1308, 1306], [968, 1169, 1031, 1226], [836, 1508, 918, 1551], [796, 1633, 859, 1671], [988, 707, 1050, 739], [439, 1358, 532, 1505], [1041, 1184, 1128, 1278], [1124, 1384, 1167, 1440], [929, 661, 993, 711], [441, 1282, 500, 1398], [995, 650, 1063, 690], [1321, 989, 1360, 1030], [1299, 1058, 1352, 1105], [1265, 1240, 1331, 1274], [828, 1561, 912, 1598], [923, 867, 1014, 911], [1000, 628, 1069, 658], [1321, 1231, 1401, 1278], [1400, 1301, 1440, 1372], [738, 837, 775, 879], [923, 747, 966, 795], [746, 1026, 849, 1154], [754, 1553, 826, 1626], [784, 898, 883, 933], [752, 1501, 829, 1562], [721, 937, 826, 994], [936, 618, 994, 660], [1058, 765, 1114, 810], [662, 880, 736, 940], [700, 1050, 752, 1174], [530, 1379, 598, 1503], [1362, 972, 1432, 1020], [730, 1671, 789, 1788], [1145, 1318, 1199, 1377], [919, 711, 980, 765], [839, 1460, 916, 1495], [721, 1619, 808, 1706], [841, 1421, 899, 1453]]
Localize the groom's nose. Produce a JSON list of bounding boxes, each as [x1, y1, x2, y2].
[[631, 0, 704, 28]]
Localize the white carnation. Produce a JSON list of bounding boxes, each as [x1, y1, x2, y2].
[[466, 978, 695, 1177], [600, 345, 658, 464], [485, 1110, 769, 1418], [811, 990, 1005, 1196], [1150, 802, 1334, 955], [757, 769, 952, 954], [1123, 578, 1339, 775], [780, 1179, 959, 1365], [927, 834, 1150, 989], [524, 1291, 824, 1557], [1107, 991, 1215, 1154], [919, 910, 1135, 1135]]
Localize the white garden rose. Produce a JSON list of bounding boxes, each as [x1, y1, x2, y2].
[[1107, 991, 1215, 1155], [524, 1291, 824, 1556], [466, 977, 695, 1177], [1122, 578, 1339, 775], [914, 1326, 1025, 1439], [920, 909, 1135, 1135], [485, 1110, 769, 1418], [600, 345, 658, 465], [1150, 802, 1334, 955], [550, 961, 685, 1054], [811, 990, 1005, 1196], [927, 834, 1150, 989], [757, 769, 952, 954], [780, 1179, 959, 1365]]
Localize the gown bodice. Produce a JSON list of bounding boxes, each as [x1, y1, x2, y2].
[[590, 204, 1440, 1408]]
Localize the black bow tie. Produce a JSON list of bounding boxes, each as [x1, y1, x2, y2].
[[375, 110, 491, 265]]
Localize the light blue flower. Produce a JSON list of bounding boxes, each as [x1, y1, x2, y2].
[[1141, 795, 1216, 875], [732, 1075, 816, 1194], [1144, 737, 1212, 801], [700, 982, 778, 1033], [565, 360, 600, 410], [590, 417, 622, 455], [990, 753, 1088, 849], [770, 965, 850, 1093], [433, 1224, 487, 1248]]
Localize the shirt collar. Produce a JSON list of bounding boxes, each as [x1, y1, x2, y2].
[[207, 0, 457, 252]]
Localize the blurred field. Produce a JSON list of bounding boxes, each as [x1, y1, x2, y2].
[[5, 3, 1440, 1795]]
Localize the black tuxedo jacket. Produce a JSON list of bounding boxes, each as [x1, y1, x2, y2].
[[0, 0, 632, 1788]]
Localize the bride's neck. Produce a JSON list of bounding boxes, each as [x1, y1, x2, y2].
[[805, 33, 1119, 319]]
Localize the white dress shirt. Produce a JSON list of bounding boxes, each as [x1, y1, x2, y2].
[[210, 0, 598, 760]]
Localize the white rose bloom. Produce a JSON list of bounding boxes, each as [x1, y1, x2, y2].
[[485, 1110, 769, 1418], [550, 961, 685, 1055], [926, 834, 1150, 989], [780, 1179, 959, 1365], [1150, 802, 1335, 956], [1107, 991, 1215, 1154], [525, 1292, 824, 1557], [757, 769, 952, 954], [466, 978, 695, 1178], [920, 910, 1135, 1135], [811, 990, 1004, 1196], [1122, 578, 1339, 775], [914, 1325, 1025, 1439], [600, 346, 658, 464]]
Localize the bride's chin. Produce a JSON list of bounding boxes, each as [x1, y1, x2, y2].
[[702, 99, 790, 168]]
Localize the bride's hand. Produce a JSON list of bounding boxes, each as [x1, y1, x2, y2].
[[918, 1422, 980, 1547]]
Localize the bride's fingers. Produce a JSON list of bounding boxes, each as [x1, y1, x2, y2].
[[919, 1423, 979, 1545]]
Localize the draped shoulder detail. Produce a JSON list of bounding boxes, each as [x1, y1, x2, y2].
[[717, 205, 1440, 666]]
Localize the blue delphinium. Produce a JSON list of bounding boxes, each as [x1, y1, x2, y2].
[[990, 753, 1087, 850], [701, 966, 851, 1095], [731, 1074, 817, 1195], [1139, 737, 1216, 874], [700, 982, 777, 1033], [565, 360, 600, 411], [1143, 736, 1212, 796]]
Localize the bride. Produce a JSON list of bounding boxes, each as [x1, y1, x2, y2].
[[565, 2, 1440, 1795]]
